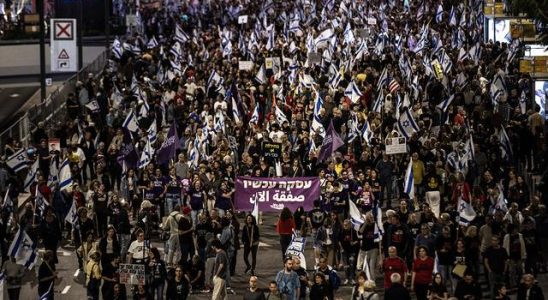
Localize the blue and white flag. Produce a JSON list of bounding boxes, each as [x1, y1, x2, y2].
[[343, 22, 355, 45], [397, 109, 420, 139], [138, 138, 154, 169], [499, 126, 513, 161], [372, 90, 384, 113], [436, 95, 455, 112], [361, 120, 373, 144], [175, 24, 189, 44], [2, 185, 13, 213], [122, 109, 139, 133], [6, 148, 28, 173], [232, 96, 241, 124], [458, 197, 476, 225], [376, 67, 388, 91], [403, 157, 415, 200], [23, 159, 38, 192], [255, 64, 266, 85], [345, 81, 362, 104], [65, 199, 78, 226], [314, 28, 334, 49], [58, 159, 73, 191], [112, 38, 123, 59], [449, 6, 457, 26], [348, 199, 364, 231], [147, 36, 159, 49], [372, 202, 384, 242], [275, 105, 289, 125], [8, 227, 38, 270], [435, 4, 444, 23], [249, 105, 260, 125], [311, 91, 325, 137], [147, 121, 157, 145]]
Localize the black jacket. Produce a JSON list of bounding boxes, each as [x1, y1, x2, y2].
[[517, 283, 545, 300], [384, 283, 411, 300]]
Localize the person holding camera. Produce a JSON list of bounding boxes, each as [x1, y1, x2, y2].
[[275, 257, 301, 300]]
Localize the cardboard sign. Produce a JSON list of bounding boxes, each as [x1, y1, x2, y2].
[[238, 60, 254, 70], [307, 52, 322, 65], [431, 59, 444, 80], [385, 137, 407, 155], [265, 57, 281, 73], [119, 264, 146, 285], [238, 15, 248, 24], [262, 142, 282, 162], [367, 17, 377, 25], [357, 29, 369, 39]]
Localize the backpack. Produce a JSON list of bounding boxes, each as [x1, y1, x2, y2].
[[328, 269, 341, 290]]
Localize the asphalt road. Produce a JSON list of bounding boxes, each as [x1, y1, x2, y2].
[[14, 213, 548, 300]]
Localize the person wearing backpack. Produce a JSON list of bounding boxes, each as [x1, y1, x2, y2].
[[315, 257, 341, 291], [275, 257, 301, 300], [161, 205, 181, 267]]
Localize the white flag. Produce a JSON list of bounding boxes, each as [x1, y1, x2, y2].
[[23, 159, 38, 192], [403, 158, 415, 200], [58, 159, 73, 191], [122, 109, 139, 133]]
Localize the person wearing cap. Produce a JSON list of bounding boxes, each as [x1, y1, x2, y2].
[[127, 228, 150, 265]]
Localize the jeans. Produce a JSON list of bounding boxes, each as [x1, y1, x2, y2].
[[7, 287, 21, 300], [438, 264, 455, 295], [164, 194, 179, 217], [342, 250, 357, 281], [507, 259, 524, 288], [356, 248, 379, 280], [150, 281, 165, 300], [243, 245, 258, 271], [118, 233, 130, 261], [191, 209, 203, 228]]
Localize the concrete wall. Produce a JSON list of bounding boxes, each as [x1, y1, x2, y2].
[[0, 45, 105, 76]]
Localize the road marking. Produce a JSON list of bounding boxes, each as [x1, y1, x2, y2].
[[74, 269, 80, 277], [258, 242, 271, 247], [38, 249, 72, 256], [9, 93, 20, 98], [61, 285, 71, 294], [157, 247, 164, 252]]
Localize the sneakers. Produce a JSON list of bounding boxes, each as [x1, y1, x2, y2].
[[227, 287, 236, 295]]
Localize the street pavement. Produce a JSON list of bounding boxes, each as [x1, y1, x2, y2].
[[15, 213, 548, 299]]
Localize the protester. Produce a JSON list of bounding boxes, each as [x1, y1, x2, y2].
[[384, 273, 411, 300], [243, 276, 265, 300]]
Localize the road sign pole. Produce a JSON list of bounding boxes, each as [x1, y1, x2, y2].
[[77, 0, 83, 70], [38, 0, 46, 102]]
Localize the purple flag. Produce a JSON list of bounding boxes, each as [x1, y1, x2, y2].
[[317, 120, 344, 162], [117, 128, 138, 169], [234, 176, 320, 212], [157, 122, 180, 165]]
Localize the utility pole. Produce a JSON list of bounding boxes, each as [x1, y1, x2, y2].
[[38, 0, 46, 102]]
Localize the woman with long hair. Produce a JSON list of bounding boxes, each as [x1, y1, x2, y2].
[[276, 207, 295, 259], [165, 265, 190, 300], [309, 272, 334, 300], [351, 271, 379, 300], [242, 214, 260, 275], [98, 225, 121, 268], [428, 273, 448, 300], [411, 246, 435, 300], [148, 247, 167, 300]]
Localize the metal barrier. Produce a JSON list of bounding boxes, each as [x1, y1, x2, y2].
[[0, 49, 109, 156]]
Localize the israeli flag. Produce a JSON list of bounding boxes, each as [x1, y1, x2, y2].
[[123, 109, 139, 133], [436, 95, 455, 112], [458, 197, 476, 225], [147, 36, 159, 49], [403, 157, 415, 200], [147, 121, 157, 145], [449, 6, 457, 26], [436, 4, 443, 23], [207, 70, 223, 90], [372, 202, 384, 242], [345, 81, 363, 104], [361, 120, 373, 144], [112, 38, 123, 59], [249, 105, 260, 125], [314, 28, 334, 49], [255, 64, 266, 85], [2, 185, 13, 213], [58, 159, 73, 191], [266, 25, 275, 51], [372, 90, 384, 113], [343, 22, 355, 45], [35, 185, 49, 216], [175, 24, 189, 44], [397, 109, 420, 139], [275, 105, 289, 125], [39, 282, 54, 300], [65, 199, 78, 225], [499, 126, 513, 160], [348, 199, 364, 231], [328, 65, 343, 90], [6, 148, 28, 173], [188, 145, 199, 170], [376, 67, 388, 91], [311, 91, 325, 137], [138, 138, 154, 169], [232, 96, 241, 124], [8, 227, 38, 270], [23, 159, 39, 192]]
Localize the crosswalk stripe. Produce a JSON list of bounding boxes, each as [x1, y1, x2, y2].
[[61, 285, 71, 294], [74, 269, 80, 277]]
